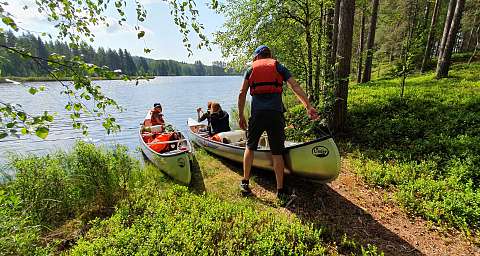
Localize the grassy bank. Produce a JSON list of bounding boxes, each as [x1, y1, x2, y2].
[[0, 142, 382, 255], [286, 61, 479, 234]]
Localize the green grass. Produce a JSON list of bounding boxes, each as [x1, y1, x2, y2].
[[341, 62, 479, 233], [1, 142, 383, 255]]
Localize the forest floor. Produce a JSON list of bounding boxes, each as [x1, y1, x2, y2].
[[191, 149, 480, 256]]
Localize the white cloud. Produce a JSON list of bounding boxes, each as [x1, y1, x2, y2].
[[2, 0, 49, 29], [92, 17, 153, 36]]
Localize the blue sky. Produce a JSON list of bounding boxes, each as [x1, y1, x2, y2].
[[2, 0, 225, 65]]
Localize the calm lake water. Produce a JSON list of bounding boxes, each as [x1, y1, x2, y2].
[[0, 76, 243, 164]]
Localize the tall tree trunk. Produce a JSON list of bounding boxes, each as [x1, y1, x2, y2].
[[314, 5, 324, 104], [361, 0, 380, 83], [468, 25, 480, 64], [401, 0, 419, 98], [332, 0, 355, 133], [436, 0, 457, 68], [436, 0, 465, 78], [331, 0, 341, 64], [325, 5, 334, 86], [306, 21, 313, 101], [421, 0, 441, 72], [422, 0, 431, 29], [357, 8, 366, 83], [466, 15, 478, 50]]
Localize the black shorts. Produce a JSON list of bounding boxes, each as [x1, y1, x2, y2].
[[247, 111, 285, 155]]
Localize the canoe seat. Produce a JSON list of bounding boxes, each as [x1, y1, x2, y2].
[[215, 130, 246, 144]]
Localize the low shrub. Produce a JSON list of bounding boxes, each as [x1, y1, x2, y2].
[[71, 185, 329, 255], [0, 142, 146, 254], [285, 62, 480, 232]]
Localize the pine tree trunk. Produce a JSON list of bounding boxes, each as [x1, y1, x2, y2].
[[331, 0, 341, 64], [466, 15, 478, 50], [361, 0, 379, 83], [468, 25, 480, 64], [306, 21, 314, 101], [422, 0, 431, 29], [421, 0, 441, 72], [332, 0, 355, 133], [357, 8, 366, 83], [436, 0, 457, 70], [436, 0, 465, 78]]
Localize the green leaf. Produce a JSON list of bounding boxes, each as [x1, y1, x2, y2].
[[17, 112, 27, 121], [137, 31, 145, 39], [1, 17, 14, 26], [73, 103, 81, 112], [20, 128, 28, 135], [28, 87, 38, 95], [38, 85, 46, 91], [35, 127, 49, 139], [0, 132, 7, 140]]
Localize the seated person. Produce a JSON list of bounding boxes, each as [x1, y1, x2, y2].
[[197, 101, 213, 123], [143, 103, 165, 132], [208, 102, 231, 135]]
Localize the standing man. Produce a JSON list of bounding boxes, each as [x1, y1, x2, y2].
[[238, 45, 318, 203]]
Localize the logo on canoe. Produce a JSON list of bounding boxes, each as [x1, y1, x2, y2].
[[177, 158, 186, 168], [312, 146, 329, 158]]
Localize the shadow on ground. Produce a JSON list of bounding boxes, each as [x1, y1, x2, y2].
[[210, 153, 422, 256]]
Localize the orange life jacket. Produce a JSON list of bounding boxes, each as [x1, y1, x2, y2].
[[248, 58, 284, 95], [149, 132, 175, 153]]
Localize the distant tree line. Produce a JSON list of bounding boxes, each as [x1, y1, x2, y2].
[[0, 31, 238, 77]]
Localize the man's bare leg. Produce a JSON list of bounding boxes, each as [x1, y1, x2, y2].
[[272, 155, 284, 190], [240, 148, 254, 195], [243, 148, 254, 180]]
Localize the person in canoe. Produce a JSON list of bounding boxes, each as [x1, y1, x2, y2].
[[197, 102, 231, 136], [237, 45, 319, 203], [143, 103, 166, 133], [196, 101, 213, 132]]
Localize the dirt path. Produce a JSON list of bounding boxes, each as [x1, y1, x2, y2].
[[195, 152, 479, 255], [269, 162, 478, 256]]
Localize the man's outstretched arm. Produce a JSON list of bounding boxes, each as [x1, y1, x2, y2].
[[287, 77, 319, 120]]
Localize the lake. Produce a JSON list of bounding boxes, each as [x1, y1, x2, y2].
[[0, 76, 243, 164]]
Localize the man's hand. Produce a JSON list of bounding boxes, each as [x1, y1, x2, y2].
[[239, 115, 247, 130], [307, 107, 319, 120], [196, 107, 202, 113]]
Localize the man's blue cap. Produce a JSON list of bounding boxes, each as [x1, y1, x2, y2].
[[253, 45, 269, 57]]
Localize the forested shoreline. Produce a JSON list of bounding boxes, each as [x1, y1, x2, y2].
[[0, 31, 239, 78]]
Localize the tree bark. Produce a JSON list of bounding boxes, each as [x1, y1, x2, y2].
[[422, 0, 431, 29], [436, 0, 465, 78], [466, 15, 478, 50], [468, 25, 480, 64], [332, 0, 355, 133], [421, 0, 441, 72], [361, 0, 379, 83], [314, 4, 323, 104], [305, 8, 313, 101], [357, 8, 366, 83], [331, 0, 341, 64], [436, 0, 457, 69]]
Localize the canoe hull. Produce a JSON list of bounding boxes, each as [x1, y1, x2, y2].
[[139, 127, 192, 184], [188, 119, 340, 183]]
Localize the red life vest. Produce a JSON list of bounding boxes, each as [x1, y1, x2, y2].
[[149, 132, 176, 153], [248, 58, 284, 95]]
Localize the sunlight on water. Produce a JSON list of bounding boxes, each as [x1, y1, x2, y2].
[[0, 76, 243, 163]]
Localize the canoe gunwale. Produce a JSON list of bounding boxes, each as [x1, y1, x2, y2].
[[189, 128, 332, 153]]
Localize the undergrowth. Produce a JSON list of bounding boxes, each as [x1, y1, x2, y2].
[[1, 142, 383, 255], [285, 62, 479, 233]]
